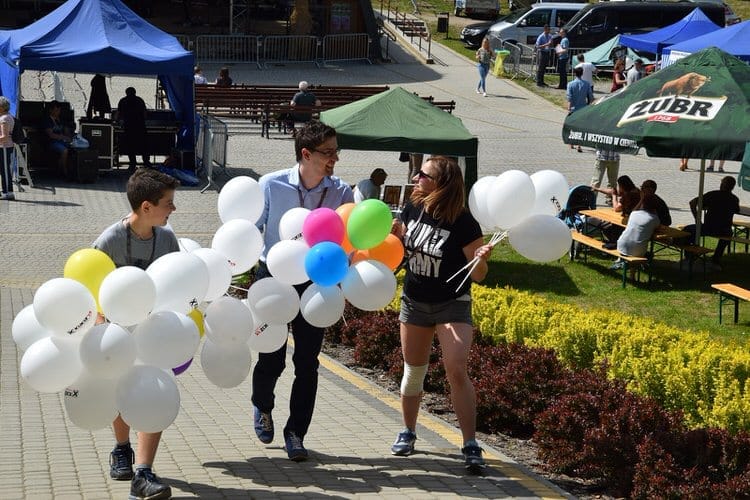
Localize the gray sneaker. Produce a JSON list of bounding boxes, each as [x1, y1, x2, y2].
[[462, 444, 487, 474], [109, 443, 134, 480], [391, 429, 416, 456]]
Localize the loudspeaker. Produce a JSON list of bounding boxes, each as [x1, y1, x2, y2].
[[80, 122, 113, 169], [72, 148, 99, 184]]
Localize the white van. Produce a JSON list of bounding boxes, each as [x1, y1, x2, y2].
[[454, 0, 500, 19], [486, 2, 587, 48]]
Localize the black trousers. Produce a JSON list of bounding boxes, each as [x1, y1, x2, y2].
[[537, 50, 551, 85], [1, 146, 13, 195], [251, 265, 324, 439]]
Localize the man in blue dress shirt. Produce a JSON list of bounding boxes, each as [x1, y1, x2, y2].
[[535, 24, 554, 87], [566, 66, 593, 114], [251, 120, 354, 462]]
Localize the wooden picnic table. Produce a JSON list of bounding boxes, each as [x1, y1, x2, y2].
[[580, 208, 689, 239]]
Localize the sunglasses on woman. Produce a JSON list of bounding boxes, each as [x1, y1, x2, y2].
[[416, 170, 434, 180]]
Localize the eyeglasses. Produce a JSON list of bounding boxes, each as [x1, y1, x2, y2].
[[416, 170, 434, 180], [311, 148, 341, 158]]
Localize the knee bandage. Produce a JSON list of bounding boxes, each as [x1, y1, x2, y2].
[[400, 362, 428, 396]]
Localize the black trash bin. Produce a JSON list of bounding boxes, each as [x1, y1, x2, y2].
[[437, 12, 449, 33]]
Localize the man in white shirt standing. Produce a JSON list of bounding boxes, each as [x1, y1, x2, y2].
[[574, 54, 598, 88], [353, 168, 387, 203], [626, 59, 643, 86]]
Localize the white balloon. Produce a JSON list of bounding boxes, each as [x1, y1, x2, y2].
[[468, 175, 497, 232], [266, 239, 310, 285], [192, 248, 233, 302], [200, 339, 252, 388], [20, 336, 84, 393], [178, 237, 202, 253], [509, 214, 573, 262], [64, 372, 119, 431], [12, 304, 51, 351], [300, 284, 345, 328], [79, 323, 136, 378], [217, 176, 264, 224], [33, 278, 96, 338], [132, 311, 200, 369], [116, 365, 180, 433], [204, 296, 253, 345], [147, 252, 209, 314], [530, 170, 570, 217], [487, 170, 536, 229], [99, 266, 156, 326], [279, 207, 310, 241], [211, 219, 263, 275], [247, 277, 300, 325], [340, 260, 397, 311], [247, 319, 288, 353]]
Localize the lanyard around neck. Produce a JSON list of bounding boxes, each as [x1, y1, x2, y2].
[[125, 221, 157, 269], [297, 186, 329, 209]]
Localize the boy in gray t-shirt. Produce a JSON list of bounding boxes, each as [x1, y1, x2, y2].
[[92, 168, 179, 500]]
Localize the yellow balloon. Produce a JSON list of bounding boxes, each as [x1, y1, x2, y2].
[[63, 248, 116, 312], [188, 308, 205, 338]]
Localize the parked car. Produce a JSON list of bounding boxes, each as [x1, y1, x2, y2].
[[562, 1, 726, 49], [454, 0, 501, 19], [460, 13, 509, 48], [485, 2, 587, 48]]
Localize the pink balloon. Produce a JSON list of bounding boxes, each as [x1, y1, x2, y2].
[[302, 208, 345, 246]]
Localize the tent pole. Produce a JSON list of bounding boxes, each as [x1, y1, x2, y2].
[[695, 158, 706, 245]]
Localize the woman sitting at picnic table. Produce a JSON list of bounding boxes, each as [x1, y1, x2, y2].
[[610, 192, 661, 269], [590, 175, 641, 245]]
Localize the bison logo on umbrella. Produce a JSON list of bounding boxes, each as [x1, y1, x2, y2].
[[658, 72, 710, 97]]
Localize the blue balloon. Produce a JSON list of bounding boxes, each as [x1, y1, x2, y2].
[[304, 242, 349, 287]]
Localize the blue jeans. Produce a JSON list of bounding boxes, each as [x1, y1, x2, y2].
[[477, 63, 489, 93], [251, 264, 324, 439]]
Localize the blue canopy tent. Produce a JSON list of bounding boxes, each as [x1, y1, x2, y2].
[[662, 20, 750, 65], [619, 8, 721, 56], [0, 0, 194, 139]]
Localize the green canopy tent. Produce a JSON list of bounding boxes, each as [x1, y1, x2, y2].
[[573, 35, 654, 69], [320, 87, 479, 195], [563, 47, 750, 240]]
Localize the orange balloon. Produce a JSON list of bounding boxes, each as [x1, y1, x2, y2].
[[366, 234, 404, 271], [351, 250, 369, 264], [337, 203, 356, 253]]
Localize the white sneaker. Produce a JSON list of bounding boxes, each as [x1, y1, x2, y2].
[[483, 92, 487, 97], [476, 89, 481, 94]]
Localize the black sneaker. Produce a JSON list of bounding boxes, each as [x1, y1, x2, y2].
[[129, 468, 171, 500], [110, 443, 134, 480], [462, 444, 487, 474], [253, 405, 274, 444], [284, 431, 309, 462], [390, 429, 416, 456]]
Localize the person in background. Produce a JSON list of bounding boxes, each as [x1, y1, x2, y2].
[[251, 120, 354, 462], [626, 59, 643, 86], [390, 155, 493, 474], [43, 100, 74, 179], [535, 24, 554, 87], [574, 53, 598, 88], [193, 66, 208, 85], [93, 169, 180, 500], [566, 66, 593, 152], [707, 159, 725, 173], [353, 167, 388, 203], [215, 67, 232, 87], [640, 179, 671, 226], [475, 37, 492, 97], [290, 81, 322, 127], [687, 176, 740, 268], [679, 157, 689, 172], [86, 74, 111, 120], [591, 175, 641, 244], [555, 28, 570, 89], [611, 59, 626, 93], [117, 87, 152, 172], [611, 192, 661, 270], [0, 96, 15, 200], [591, 148, 620, 206]]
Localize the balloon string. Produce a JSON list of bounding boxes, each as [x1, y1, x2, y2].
[[447, 231, 507, 293], [229, 284, 250, 292]]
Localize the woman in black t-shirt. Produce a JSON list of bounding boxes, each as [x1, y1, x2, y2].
[[389, 156, 493, 473]]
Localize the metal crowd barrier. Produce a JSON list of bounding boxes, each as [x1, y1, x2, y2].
[[174, 34, 192, 51], [321, 34, 371, 64], [195, 35, 261, 67], [197, 113, 229, 193], [262, 35, 319, 68]]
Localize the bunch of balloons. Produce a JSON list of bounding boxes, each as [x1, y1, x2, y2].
[[13, 175, 403, 435], [469, 169, 573, 262]]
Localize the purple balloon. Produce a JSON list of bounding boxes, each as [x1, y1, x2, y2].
[[172, 357, 193, 376]]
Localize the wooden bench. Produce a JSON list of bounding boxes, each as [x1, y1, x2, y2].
[[570, 231, 649, 288], [711, 283, 750, 324]]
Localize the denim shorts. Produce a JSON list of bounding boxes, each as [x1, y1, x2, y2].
[[399, 294, 473, 327]]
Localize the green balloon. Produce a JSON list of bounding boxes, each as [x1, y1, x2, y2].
[[347, 199, 393, 250]]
